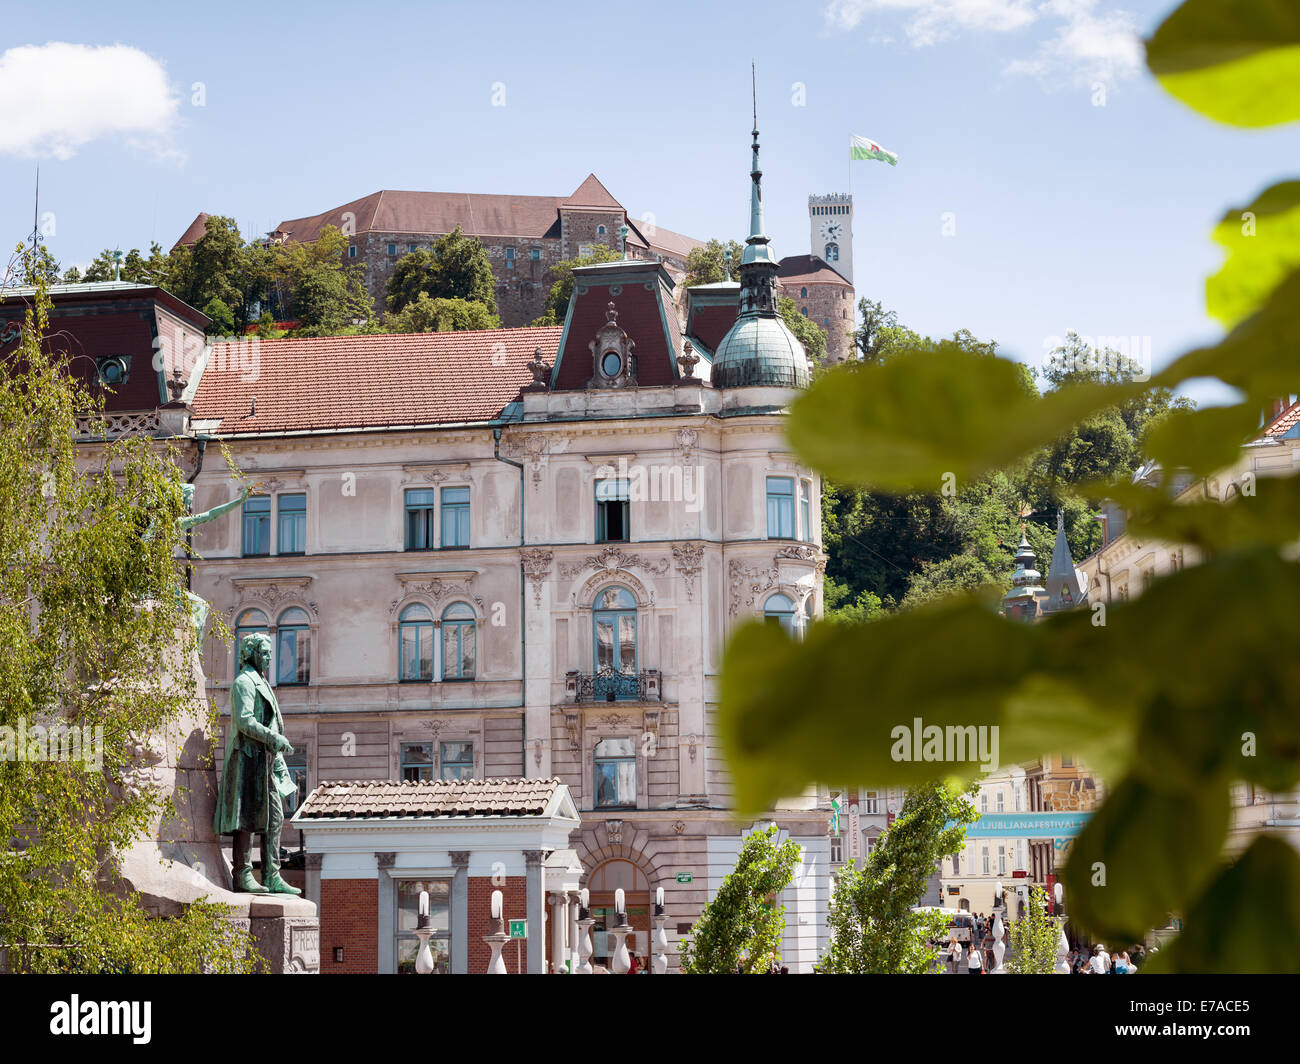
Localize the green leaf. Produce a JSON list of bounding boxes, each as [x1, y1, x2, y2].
[[790, 345, 1140, 493], [1061, 775, 1229, 943], [1144, 836, 1300, 973], [1155, 268, 1300, 403], [1146, 0, 1300, 127], [1141, 403, 1262, 477], [1207, 182, 1300, 326]]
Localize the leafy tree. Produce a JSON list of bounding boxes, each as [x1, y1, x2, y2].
[[0, 251, 254, 972], [386, 226, 497, 316], [386, 294, 499, 333], [683, 238, 743, 287], [1008, 885, 1064, 974], [821, 781, 978, 973], [273, 224, 373, 336], [851, 297, 898, 364], [201, 297, 236, 337], [678, 824, 801, 973], [720, 0, 1300, 973], [530, 245, 622, 325], [778, 296, 827, 363]]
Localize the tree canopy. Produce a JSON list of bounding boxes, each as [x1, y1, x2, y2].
[[529, 245, 622, 326]]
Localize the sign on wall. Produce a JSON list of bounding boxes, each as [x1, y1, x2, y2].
[[508, 919, 527, 939], [847, 803, 861, 860]]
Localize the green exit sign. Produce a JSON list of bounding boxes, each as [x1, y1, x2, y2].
[[675, 873, 693, 884], [508, 919, 527, 939]]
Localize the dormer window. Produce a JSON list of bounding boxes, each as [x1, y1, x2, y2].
[[586, 301, 636, 389], [601, 350, 622, 377]]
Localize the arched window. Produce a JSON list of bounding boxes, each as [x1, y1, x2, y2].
[[825, 242, 839, 261], [276, 607, 310, 685], [442, 602, 476, 680], [800, 307, 808, 317], [398, 603, 434, 682], [592, 586, 637, 700], [800, 286, 808, 299], [235, 608, 268, 654], [763, 593, 797, 635], [597, 225, 607, 235]]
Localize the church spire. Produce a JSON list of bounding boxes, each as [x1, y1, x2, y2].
[[743, 64, 776, 269], [1042, 508, 1088, 613]]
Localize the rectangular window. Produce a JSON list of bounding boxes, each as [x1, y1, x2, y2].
[[348, 245, 357, 258], [997, 846, 1007, 876], [981, 847, 990, 875], [395, 880, 450, 974], [530, 248, 541, 261], [766, 477, 795, 539], [440, 741, 474, 781], [275, 624, 310, 685], [505, 248, 515, 270], [995, 790, 1005, 812], [595, 479, 630, 542], [440, 486, 470, 548], [594, 737, 636, 809], [400, 742, 433, 782], [242, 495, 271, 556], [861, 790, 879, 815], [284, 747, 309, 811], [387, 243, 397, 256], [408, 244, 417, 253], [980, 793, 988, 813], [1061, 753, 1075, 767], [405, 489, 436, 550], [277, 493, 306, 555], [799, 480, 812, 541], [830, 834, 843, 864]]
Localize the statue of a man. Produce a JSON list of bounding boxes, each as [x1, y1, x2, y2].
[[214, 632, 302, 895]]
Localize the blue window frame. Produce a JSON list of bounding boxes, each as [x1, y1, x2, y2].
[[440, 486, 470, 548], [387, 243, 397, 256], [530, 248, 541, 261], [401, 741, 433, 781], [278, 493, 306, 555], [594, 737, 636, 809], [592, 586, 637, 699], [398, 603, 434, 681], [276, 607, 311, 685], [800, 480, 812, 541], [405, 489, 436, 550], [440, 740, 474, 781], [766, 476, 795, 539], [595, 479, 629, 542], [441, 603, 476, 680], [235, 609, 268, 655], [242, 495, 271, 556], [348, 245, 357, 258], [800, 286, 808, 298]]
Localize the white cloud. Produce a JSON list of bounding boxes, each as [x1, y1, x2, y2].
[[825, 0, 1142, 85], [0, 43, 180, 160]]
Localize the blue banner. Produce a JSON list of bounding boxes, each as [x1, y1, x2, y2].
[[959, 812, 1091, 839]]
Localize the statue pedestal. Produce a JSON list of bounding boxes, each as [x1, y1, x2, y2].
[[105, 629, 318, 973]]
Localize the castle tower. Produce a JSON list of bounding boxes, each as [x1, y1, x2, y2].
[[809, 193, 853, 284]]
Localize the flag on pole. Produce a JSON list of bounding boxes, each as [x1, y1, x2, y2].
[[850, 134, 898, 166]]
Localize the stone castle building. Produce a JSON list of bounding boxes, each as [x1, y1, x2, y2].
[[155, 120, 833, 972], [180, 178, 859, 359]]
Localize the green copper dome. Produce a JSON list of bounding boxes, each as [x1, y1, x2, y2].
[[713, 315, 811, 388], [712, 123, 811, 390]]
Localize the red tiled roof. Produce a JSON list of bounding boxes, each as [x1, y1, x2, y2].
[[192, 326, 562, 435], [296, 777, 566, 819], [560, 173, 623, 211], [276, 190, 566, 243], [1260, 398, 1300, 439], [173, 212, 210, 249], [777, 254, 852, 288]]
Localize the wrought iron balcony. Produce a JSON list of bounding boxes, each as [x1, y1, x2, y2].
[[565, 668, 661, 704]]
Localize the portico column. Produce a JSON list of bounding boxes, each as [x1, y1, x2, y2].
[[524, 850, 546, 974], [450, 851, 470, 975], [304, 852, 323, 910], [375, 852, 396, 975], [549, 892, 568, 973], [568, 890, 581, 973]]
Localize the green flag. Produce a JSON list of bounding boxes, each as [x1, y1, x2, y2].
[[850, 134, 898, 166]]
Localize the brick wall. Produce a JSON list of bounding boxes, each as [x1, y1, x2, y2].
[[466, 875, 529, 974], [782, 279, 855, 362], [321, 878, 378, 974]]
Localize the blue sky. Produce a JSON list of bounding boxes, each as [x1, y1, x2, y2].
[[1, 0, 1296, 404]]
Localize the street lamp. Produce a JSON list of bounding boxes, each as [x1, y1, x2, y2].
[[575, 887, 594, 974], [610, 887, 631, 974], [414, 889, 435, 975], [653, 886, 668, 974], [484, 889, 509, 974]]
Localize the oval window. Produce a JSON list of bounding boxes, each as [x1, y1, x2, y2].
[[601, 350, 621, 377]]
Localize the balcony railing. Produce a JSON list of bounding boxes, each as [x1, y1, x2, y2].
[[565, 668, 661, 704]]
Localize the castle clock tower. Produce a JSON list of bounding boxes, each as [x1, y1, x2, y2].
[[808, 192, 853, 283]]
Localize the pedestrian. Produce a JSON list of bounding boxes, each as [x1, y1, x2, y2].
[[627, 951, 641, 975], [967, 941, 984, 974], [1089, 944, 1110, 974]]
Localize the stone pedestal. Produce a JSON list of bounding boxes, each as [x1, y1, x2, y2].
[[247, 896, 320, 974]]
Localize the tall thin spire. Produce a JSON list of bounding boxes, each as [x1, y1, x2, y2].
[[743, 66, 774, 267]]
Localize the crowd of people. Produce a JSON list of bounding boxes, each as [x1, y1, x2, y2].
[[939, 910, 1154, 974], [1067, 943, 1151, 973]]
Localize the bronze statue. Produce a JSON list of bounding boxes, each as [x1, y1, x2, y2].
[[214, 632, 302, 894]]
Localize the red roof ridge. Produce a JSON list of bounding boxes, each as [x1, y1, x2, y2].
[[561, 173, 623, 211]]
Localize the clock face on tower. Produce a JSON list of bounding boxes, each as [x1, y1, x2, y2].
[[819, 220, 844, 242]]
